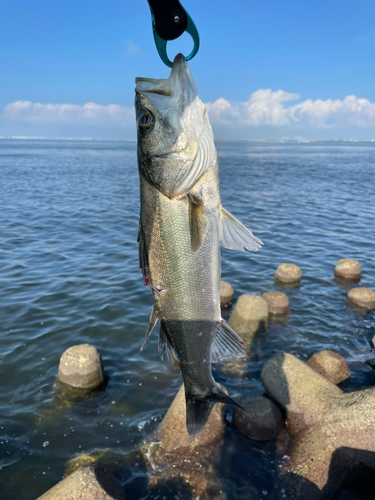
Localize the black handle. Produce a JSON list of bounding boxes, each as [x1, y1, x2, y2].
[[147, 0, 188, 41]]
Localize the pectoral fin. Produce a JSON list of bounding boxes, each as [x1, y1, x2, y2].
[[189, 193, 207, 252], [211, 319, 246, 362], [220, 206, 263, 252]]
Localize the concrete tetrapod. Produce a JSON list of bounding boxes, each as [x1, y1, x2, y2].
[[228, 294, 268, 343], [306, 350, 351, 385], [347, 287, 375, 311], [262, 292, 290, 316], [63, 384, 229, 499], [274, 264, 302, 285], [37, 464, 125, 500], [58, 344, 104, 390], [222, 294, 268, 377], [334, 259, 361, 280], [220, 280, 234, 309], [233, 396, 284, 441], [261, 353, 375, 500], [141, 383, 228, 500]]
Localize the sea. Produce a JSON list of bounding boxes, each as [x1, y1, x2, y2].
[[0, 138, 374, 500]]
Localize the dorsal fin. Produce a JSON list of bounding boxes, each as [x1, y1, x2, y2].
[[211, 320, 246, 362], [220, 206, 263, 252]]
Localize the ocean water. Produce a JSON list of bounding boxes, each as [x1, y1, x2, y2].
[[0, 139, 374, 499]]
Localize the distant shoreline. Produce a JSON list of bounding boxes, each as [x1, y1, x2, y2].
[[1, 137, 375, 144]]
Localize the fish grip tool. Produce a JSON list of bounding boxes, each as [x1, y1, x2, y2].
[[147, 0, 200, 67]]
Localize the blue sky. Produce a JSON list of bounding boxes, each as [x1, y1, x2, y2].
[[1, 0, 375, 140]]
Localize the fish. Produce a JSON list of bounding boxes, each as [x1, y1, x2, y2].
[[135, 54, 263, 437]]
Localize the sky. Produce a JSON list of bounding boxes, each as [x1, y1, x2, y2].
[[1, 0, 375, 141]]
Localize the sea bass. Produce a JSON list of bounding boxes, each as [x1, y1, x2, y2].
[[135, 54, 262, 437]]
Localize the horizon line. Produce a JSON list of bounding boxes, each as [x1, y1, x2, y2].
[[1, 137, 375, 144]]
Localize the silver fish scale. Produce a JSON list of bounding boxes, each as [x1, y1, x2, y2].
[[140, 170, 221, 393]]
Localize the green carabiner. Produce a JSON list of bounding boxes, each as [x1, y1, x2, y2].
[[151, 12, 199, 68], [147, 0, 200, 68]]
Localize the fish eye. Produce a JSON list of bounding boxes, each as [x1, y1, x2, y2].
[[139, 111, 153, 128]]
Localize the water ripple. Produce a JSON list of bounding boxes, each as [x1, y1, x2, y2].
[[0, 139, 374, 499]]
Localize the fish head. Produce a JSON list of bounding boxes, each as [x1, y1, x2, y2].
[[135, 54, 215, 199]]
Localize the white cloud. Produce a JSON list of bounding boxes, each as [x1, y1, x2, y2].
[[3, 92, 375, 131], [126, 40, 142, 56], [4, 101, 135, 127], [206, 91, 375, 129]]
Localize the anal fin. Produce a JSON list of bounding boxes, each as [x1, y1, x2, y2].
[[158, 324, 179, 363], [220, 206, 263, 251], [211, 319, 246, 362]]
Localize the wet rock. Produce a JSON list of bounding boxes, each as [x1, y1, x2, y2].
[[261, 353, 375, 500], [228, 294, 268, 344], [261, 353, 341, 434], [233, 396, 284, 441], [58, 344, 104, 389], [347, 287, 375, 311], [275, 263, 302, 285], [149, 383, 227, 454], [262, 291, 290, 316], [66, 452, 108, 476], [222, 295, 267, 377], [64, 384, 229, 500], [307, 350, 351, 384], [334, 259, 361, 280], [37, 464, 125, 500], [141, 383, 228, 499], [220, 280, 234, 308]]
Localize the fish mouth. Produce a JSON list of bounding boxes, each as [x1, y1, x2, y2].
[[135, 53, 198, 111]]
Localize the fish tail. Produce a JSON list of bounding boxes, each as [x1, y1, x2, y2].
[[185, 386, 244, 437]]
